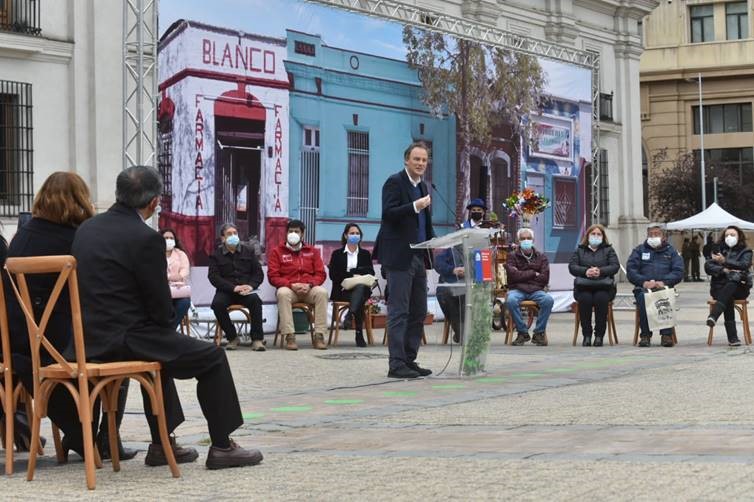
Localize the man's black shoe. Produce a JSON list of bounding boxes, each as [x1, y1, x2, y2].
[[593, 336, 604, 347], [407, 362, 432, 377], [387, 366, 420, 379], [729, 337, 742, 347], [355, 329, 367, 348], [582, 335, 591, 347], [512, 332, 530, 346], [638, 335, 650, 347], [144, 437, 199, 466], [661, 334, 674, 347], [531, 332, 548, 346], [206, 440, 263, 470]]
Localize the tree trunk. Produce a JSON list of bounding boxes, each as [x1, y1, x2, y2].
[[455, 41, 470, 225]]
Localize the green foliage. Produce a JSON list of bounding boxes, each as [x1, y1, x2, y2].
[[462, 281, 493, 376]]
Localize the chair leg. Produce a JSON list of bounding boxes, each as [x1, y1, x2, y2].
[[79, 386, 98, 490], [442, 320, 449, 345], [571, 306, 579, 346], [672, 327, 678, 345], [4, 378, 13, 475], [505, 310, 513, 345], [633, 309, 640, 346], [364, 307, 374, 345], [105, 383, 121, 472], [214, 323, 222, 347], [333, 307, 343, 346], [609, 306, 619, 345], [51, 424, 64, 464], [327, 309, 337, 346], [26, 397, 42, 483]]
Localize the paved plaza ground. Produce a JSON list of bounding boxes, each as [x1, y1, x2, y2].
[[6, 280, 754, 500]]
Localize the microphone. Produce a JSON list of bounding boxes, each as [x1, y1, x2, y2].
[[430, 182, 458, 224]]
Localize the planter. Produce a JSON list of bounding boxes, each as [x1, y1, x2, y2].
[[369, 313, 433, 329]]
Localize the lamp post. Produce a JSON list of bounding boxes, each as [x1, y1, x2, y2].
[[697, 72, 707, 210]]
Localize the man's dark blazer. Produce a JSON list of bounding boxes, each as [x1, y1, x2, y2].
[[70, 203, 179, 362], [376, 170, 435, 270], [328, 246, 375, 301]]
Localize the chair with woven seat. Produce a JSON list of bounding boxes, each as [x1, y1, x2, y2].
[[504, 300, 542, 345], [327, 301, 374, 346], [706, 299, 752, 345], [213, 305, 252, 347], [570, 301, 618, 346], [5, 255, 179, 490], [273, 302, 315, 348], [632, 303, 678, 346]]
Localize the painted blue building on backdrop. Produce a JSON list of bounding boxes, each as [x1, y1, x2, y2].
[[284, 30, 457, 254]]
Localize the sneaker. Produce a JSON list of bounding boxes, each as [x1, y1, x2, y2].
[[251, 340, 266, 352], [511, 332, 530, 346], [706, 316, 716, 328], [638, 335, 650, 347], [206, 440, 263, 470], [728, 337, 742, 347], [532, 332, 548, 346], [225, 338, 240, 351], [661, 334, 674, 347], [144, 437, 199, 467], [407, 362, 432, 376], [313, 333, 327, 350], [387, 366, 420, 379], [285, 334, 298, 351]]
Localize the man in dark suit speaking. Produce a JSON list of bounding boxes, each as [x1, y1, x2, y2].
[[71, 165, 261, 470], [376, 141, 435, 379]]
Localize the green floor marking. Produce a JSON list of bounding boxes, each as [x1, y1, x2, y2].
[[324, 399, 364, 405], [475, 377, 506, 383], [383, 391, 417, 397], [542, 367, 579, 373], [432, 384, 466, 389], [242, 412, 265, 420], [508, 372, 545, 378], [270, 405, 313, 412]]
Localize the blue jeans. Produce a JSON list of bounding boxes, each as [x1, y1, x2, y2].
[[633, 288, 672, 337], [171, 297, 192, 331], [506, 289, 553, 334]]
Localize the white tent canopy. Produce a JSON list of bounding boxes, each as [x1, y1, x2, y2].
[[665, 203, 754, 230]]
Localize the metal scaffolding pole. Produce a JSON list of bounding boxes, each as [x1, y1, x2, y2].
[[123, 0, 158, 170]]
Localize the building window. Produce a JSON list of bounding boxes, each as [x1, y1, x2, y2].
[[0, 0, 41, 36], [698, 147, 754, 185], [303, 126, 319, 150], [599, 92, 614, 122], [693, 103, 753, 134], [599, 149, 610, 226], [726, 1, 749, 40], [346, 131, 369, 216], [690, 5, 715, 43], [553, 176, 577, 229], [0, 80, 33, 216]]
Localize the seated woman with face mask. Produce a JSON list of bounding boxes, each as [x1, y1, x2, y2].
[[160, 228, 192, 331], [705, 225, 752, 346]]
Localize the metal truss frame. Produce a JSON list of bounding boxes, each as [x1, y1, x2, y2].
[[123, 0, 158, 170], [125, 0, 601, 221]]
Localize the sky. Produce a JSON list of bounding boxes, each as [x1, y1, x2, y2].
[[159, 0, 407, 59]]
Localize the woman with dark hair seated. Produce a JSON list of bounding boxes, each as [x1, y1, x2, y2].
[[160, 227, 192, 330], [5, 172, 136, 460], [328, 223, 375, 347], [705, 225, 752, 346]]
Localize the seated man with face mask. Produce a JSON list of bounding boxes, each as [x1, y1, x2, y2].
[[504, 228, 554, 346], [268, 219, 329, 350], [626, 224, 684, 347]]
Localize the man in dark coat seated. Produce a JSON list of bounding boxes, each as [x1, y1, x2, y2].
[[71, 165, 262, 470]]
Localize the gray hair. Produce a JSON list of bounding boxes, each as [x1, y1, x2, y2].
[[219, 223, 238, 237], [115, 165, 163, 209], [517, 227, 534, 240], [646, 223, 664, 234]]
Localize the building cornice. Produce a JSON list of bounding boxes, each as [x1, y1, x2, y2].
[[574, 0, 660, 19], [0, 32, 73, 64]]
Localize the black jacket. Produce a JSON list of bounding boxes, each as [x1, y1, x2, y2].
[[328, 246, 374, 301], [5, 218, 76, 370], [71, 203, 177, 361], [207, 243, 264, 294], [568, 243, 619, 296], [704, 243, 752, 294], [375, 170, 434, 270]]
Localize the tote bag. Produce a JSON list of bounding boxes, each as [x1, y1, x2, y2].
[[643, 287, 676, 332]]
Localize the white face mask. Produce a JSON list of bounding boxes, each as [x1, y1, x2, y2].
[[725, 235, 738, 248], [647, 236, 662, 249], [165, 238, 175, 251], [287, 232, 301, 246]]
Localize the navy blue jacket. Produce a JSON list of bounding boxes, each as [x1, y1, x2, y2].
[[626, 240, 684, 289], [434, 247, 464, 283]]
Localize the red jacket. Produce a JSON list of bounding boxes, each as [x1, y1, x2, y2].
[[267, 243, 326, 289]]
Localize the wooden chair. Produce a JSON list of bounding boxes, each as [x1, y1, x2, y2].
[[504, 300, 542, 345], [179, 313, 191, 336], [213, 305, 252, 347], [5, 256, 179, 490], [570, 301, 619, 346], [327, 301, 374, 346], [440, 318, 452, 344], [381, 320, 428, 345], [273, 302, 315, 348], [632, 303, 678, 346], [0, 277, 62, 475], [706, 299, 752, 345]]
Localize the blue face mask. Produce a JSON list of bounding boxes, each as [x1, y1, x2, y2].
[[347, 234, 361, 245], [225, 234, 240, 247], [520, 239, 533, 251], [588, 236, 603, 247]]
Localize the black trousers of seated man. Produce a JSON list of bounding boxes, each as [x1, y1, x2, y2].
[[211, 291, 264, 342], [51, 331, 243, 448], [436, 286, 465, 340]]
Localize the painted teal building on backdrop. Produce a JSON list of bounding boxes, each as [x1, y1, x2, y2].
[[284, 30, 457, 254]]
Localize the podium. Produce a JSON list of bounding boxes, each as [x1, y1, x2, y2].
[[411, 228, 497, 376]]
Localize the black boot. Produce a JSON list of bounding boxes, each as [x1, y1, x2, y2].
[[582, 335, 591, 347], [593, 335, 604, 347], [98, 381, 138, 461], [355, 329, 366, 348]]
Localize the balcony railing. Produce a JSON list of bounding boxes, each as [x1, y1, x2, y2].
[[0, 0, 41, 36]]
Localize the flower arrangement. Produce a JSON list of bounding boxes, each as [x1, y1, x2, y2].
[[366, 297, 382, 315], [502, 188, 550, 219]]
